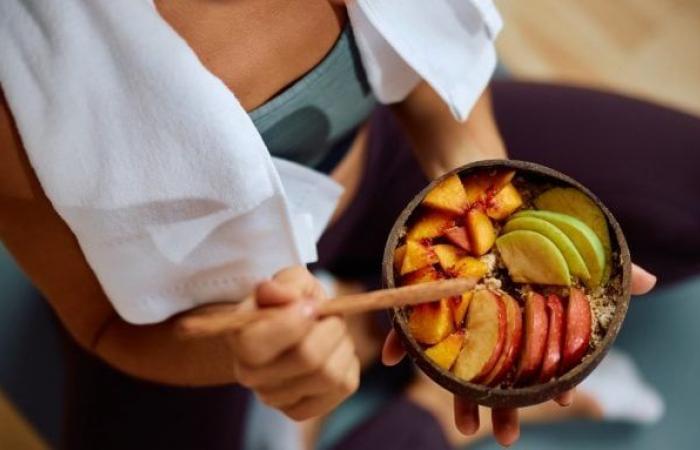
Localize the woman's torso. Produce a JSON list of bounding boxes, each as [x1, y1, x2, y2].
[[0, 0, 371, 342]]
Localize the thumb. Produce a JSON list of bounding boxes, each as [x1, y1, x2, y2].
[[255, 279, 301, 307], [381, 329, 407, 366]]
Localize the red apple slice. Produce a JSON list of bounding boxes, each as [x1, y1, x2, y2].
[[453, 290, 506, 382], [409, 298, 455, 345], [515, 291, 549, 384], [424, 330, 465, 370], [466, 209, 496, 256], [538, 294, 564, 383], [561, 287, 592, 373], [443, 226, 472, 252], [400, 241, 438, 275], [483, 293, 523, 385], [422, 174, 469, 215]]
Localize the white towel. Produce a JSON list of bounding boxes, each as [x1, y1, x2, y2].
[[0, 0, 500, 324]]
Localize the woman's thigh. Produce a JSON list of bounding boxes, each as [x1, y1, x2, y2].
[[62, 338, 250, 450], [319, 83, 700, 286], [491, 81, 700, 284]]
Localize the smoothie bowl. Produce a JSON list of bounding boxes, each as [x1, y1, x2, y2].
[[382, 160, 631, 408]]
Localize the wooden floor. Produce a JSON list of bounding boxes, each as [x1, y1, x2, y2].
[[0, 391, 47, 450], [495, 0, 700, 116]]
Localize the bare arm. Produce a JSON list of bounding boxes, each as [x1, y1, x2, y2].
[[0, 95, 358, 419], [391, 81, 507, 179], [0, 94, 240, 385]]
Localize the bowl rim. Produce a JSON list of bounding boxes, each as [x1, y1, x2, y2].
[[381, 159, 632, 408]]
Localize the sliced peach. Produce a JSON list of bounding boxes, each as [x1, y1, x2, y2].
[[483, 293, 523, 385], [407, 211, 455, 241], [486, 183, 523, 220], [400, 241, 438, 275], [539, 294, 564, 383], [402, 266, 443, 286], [462, 170, 516, 206], [433, 244, 465, 271], [561, 288, 592, 373], [453, 290, 506, 381], [409, 298, 454, 345], [450, 291, 473, 327], [516, 291, 549, 384], [451, 256, 488, 280], [422, 174, 469, 215], [424, 330, 465, 370], [466, 209, 496, 256], [443, 226, 471, 252], [393, 244, 407, 273]]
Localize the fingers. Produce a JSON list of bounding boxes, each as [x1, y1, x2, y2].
[[244, 316, 348, 384], [282, 357, 360, 421], [232, 302, 316, 366], [256, 266, 325, 307], [454, 397, 480, 435], [492, 408, 520, 447], [381, 329, 407, 366], [554, 389, 575, 407], [631, 263, 657, 295], [257, 334, 355, 408]]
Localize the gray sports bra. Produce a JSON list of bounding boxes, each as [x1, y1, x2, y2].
[[248, 25, 377, 173]]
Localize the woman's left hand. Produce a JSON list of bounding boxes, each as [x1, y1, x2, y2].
[[381, 263, 657, 446]]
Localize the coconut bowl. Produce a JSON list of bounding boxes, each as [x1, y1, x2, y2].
[[382, 160, 632, 408]]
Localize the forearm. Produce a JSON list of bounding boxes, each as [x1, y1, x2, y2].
[[391, 82, 507, 179], [93, 308, 242, 387]]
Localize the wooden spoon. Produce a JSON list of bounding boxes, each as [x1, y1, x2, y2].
[[177, 277, 477, 337]]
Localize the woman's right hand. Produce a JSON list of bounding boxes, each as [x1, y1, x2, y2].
[[225, 266, 359, 420], [382, 263, 658, 446]]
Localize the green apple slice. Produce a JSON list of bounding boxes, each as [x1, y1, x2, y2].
[[503, 216, 591, 282], [514, 210, 606, 287], [495, 230, 571, 286], [534, 187, 612, 283]]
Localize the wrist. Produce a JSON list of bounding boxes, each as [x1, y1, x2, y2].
[[419, 134, 508, 180]]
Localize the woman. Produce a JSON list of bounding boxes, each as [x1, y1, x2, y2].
[[1, 0, 693, 449]]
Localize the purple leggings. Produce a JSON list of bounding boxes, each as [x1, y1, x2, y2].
[[62, 82, 700, 450]]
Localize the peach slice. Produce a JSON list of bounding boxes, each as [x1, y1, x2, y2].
[[483, 293, 524, 385], [400, 241, 438, 275], [422, 174, 469, 215], [424, 330, 465, 370], [453, 290, 506, 381], [561, 288, 592, 373], [433, 244, 465, 271], [409, 298, 455, 345], [486, 183, 523, 220], [466, 209, 497, 256], [443, 226, 471, 252], [451, 256, 488, 280], [516, 292, 549, 384], [393, 244, 407, 273], [462, 170, 516, 206], [450, 291, 474, 327], [539, 294, 564, 383], [402, 266, 443, 286], [407, 211, 455, 241]]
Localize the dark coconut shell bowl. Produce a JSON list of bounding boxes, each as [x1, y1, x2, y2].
[[382, 160, 632, 408]]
